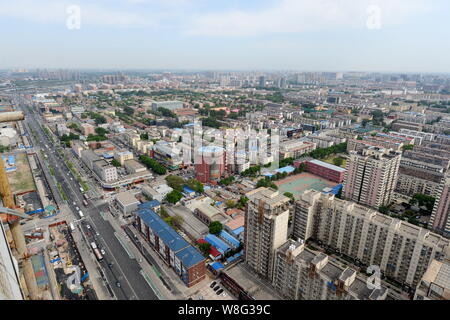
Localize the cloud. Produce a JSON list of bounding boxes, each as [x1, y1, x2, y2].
[[185, 0, 432, 37], [0, 0, 156, 28]]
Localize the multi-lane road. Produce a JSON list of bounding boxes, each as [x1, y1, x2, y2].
[[19, 101, 159, 300]]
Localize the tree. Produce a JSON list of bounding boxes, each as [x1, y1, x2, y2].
[[111, 159, 121, 167], [283, 192, 294, 200], [187, 178, 204, 193], [333, 157, 344, 167], [379, 206, 389, 215], [124, 106, 135, 116], [165, 190, 183, 204], [140, 132, 149, 140], [209, 221, 223, 235], [95, 127, 108, 136], [165, 175, 185, 191], [139, 155, 167, 175], [199, 243, 211, 256], [225, 200, 236, 208], [402, 144, 414, 151]]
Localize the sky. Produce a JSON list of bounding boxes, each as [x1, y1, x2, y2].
[[0, 0, 449, 72]]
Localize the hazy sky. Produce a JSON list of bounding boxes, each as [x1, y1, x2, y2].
[[0, 0, 449, 72]]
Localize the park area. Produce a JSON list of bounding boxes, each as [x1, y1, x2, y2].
[[275, 172, 336, 200], [7, 152, 35, 194]]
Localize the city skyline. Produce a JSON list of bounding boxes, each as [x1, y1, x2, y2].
[[0, 0, 449, 72]]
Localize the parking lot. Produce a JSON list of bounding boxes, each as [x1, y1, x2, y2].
[[189, 279, 235, 301]]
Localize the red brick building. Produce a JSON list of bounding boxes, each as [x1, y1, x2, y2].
[[306, 159, 346, 183]]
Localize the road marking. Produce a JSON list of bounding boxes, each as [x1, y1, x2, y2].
[[114, 232, 135, 259], [140, 270, 164, 300]]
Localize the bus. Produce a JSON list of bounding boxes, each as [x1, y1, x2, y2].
[[78, 210, 84, 218], [93, 248, 103, 262]]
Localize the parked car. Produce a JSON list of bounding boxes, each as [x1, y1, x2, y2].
[[210, 281, 216, 288], [216, 289, 224, 295], [213, 286, 220, 292]]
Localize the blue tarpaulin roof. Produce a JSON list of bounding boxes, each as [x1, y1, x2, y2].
[[219, 230, 240, 248], [276, 166, 295, 174], [138, 200, 161, 210], [210, 262, 224, 271], [205, 234, 230, 254], [183, 186, 195, 194], [232, 226, 244, 235]]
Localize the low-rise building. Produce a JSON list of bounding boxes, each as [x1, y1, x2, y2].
[[116, 191, 140, 215]]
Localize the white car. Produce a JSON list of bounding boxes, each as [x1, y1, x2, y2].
[[100, 249, 106, 255], [86, 224, 91, 229], [76, 207, 79, 211]]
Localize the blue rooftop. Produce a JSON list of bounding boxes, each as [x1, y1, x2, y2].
[[183, 186, 195, 194], [232, 226, 244, 235], [210, 262, 224, 271], [138, 200, 161, 210], [219, 230, 240, 248], [175, 246, 205, 269], [276, 166, 295, 174], [205, 234, 230, 254], [137, 208, 189, 253]]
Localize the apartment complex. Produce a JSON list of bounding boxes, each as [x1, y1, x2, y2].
[[430, 177, 450, 237], [279, 140, 316, 159], [343, 147, 401, 208], [244, 187, 291, 282], [293, 190, 450, 287], [273, 239, 388, 300]]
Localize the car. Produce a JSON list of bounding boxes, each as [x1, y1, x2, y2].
[[210, 281, 216, 288], [73, 202, 76, 205], [76, 207, 79, 211], [116, 281, 121, 288], [100, 249, 106, 255], [108, 263, 113, 268], [213, 286, 220, 292], [86, 224, 91, 229], [216, 289, 223, 295]]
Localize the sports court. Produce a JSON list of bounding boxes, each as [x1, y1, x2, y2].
[[275, 172, 336, 199]]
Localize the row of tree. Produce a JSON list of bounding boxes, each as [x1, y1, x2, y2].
[[139, 155, 167, 175]]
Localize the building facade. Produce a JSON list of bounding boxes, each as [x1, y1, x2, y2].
[[343, 147, 401, 208], [244, 188, 291, 282], [293, 190, 450, 287], [273, 239, 388, 300]]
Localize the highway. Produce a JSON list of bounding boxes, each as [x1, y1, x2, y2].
[[19, 101, 159, 300]]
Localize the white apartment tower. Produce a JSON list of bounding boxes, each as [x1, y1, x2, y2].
[[293, 190, 450, 287], [273, 239, 388, 300], [343, 147, 401, 208]]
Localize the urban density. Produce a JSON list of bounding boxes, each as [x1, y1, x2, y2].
[[1, 0, 450, 307]]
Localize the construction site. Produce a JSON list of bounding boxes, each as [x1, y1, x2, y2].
[[0, 106, 86, 300]]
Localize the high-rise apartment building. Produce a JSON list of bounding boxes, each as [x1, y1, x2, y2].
[[293, 190, 450, 287], [244, 187, 291, 282], [343, 147, 401, 208], [430, 176, 450, 237], [273, 239, 388, 300]]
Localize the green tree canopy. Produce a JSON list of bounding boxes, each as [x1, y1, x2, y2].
[[209, 221, 223, 235]]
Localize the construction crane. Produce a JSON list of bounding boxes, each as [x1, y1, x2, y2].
[[0, 110, 40, 300]]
